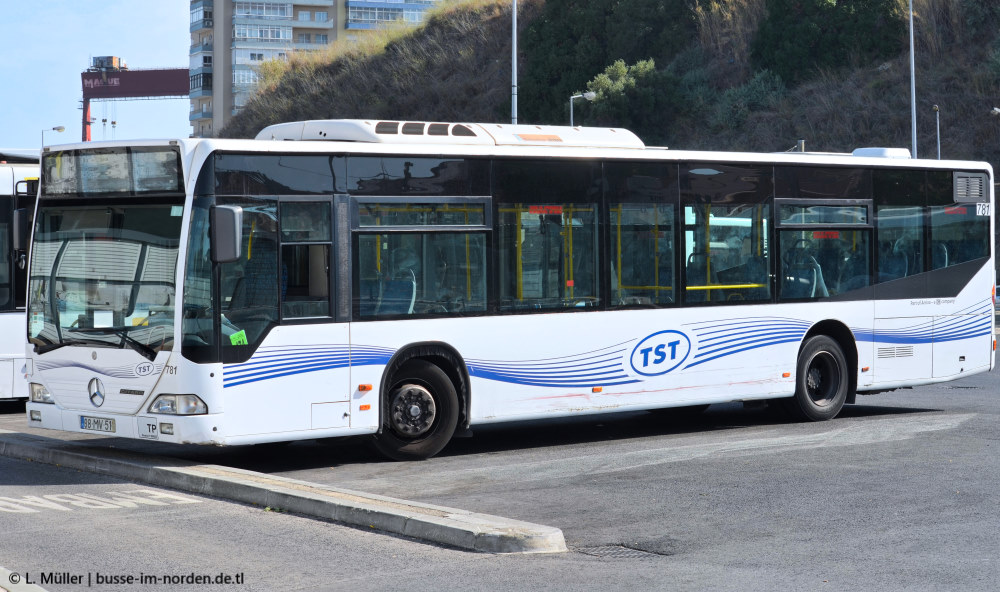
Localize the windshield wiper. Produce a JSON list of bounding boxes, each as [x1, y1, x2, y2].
[[36, 338, 118, 355], [70, 326, 157, 361]]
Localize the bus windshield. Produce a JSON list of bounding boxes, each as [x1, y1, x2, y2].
[[27, 201, 184, 357]]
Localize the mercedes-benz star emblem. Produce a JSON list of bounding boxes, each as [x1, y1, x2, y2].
[[88, 378, 105, 408]]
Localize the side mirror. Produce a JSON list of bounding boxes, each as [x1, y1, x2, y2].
[[12, 208, 28, 251], [211, 205, 243, 263]]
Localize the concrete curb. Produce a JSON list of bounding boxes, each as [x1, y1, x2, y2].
[[0, 430, 566, 554]]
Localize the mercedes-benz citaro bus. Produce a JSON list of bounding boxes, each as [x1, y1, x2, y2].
[[0, 149, 38, 402], [23, 121, 995, 459]]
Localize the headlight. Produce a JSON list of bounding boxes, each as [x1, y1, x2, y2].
[[29, 383, 54, 404], [148, 394, 208, 415]]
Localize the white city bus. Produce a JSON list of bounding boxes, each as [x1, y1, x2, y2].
[[0, 150, 38, 401], [24, 121, 995, 459]]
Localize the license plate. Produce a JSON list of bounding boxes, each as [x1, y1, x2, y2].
[[80, 416, 115, 433], [137, 417, 159, 440]]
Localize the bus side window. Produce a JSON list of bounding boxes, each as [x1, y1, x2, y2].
[[680, 164, 772, 304], [494, 159, 602, 312], [928, 170, 989, 269], [279, 201, 332, 319]]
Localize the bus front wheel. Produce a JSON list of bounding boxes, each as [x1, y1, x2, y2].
[[373, 360, 458, 461], [784, 335, 848, 421]]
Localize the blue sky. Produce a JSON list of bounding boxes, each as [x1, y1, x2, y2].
[[5, 1, 191, 149]]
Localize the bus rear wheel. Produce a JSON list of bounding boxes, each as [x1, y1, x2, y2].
[[373, 360, 458, 461], [784, 335, 848, 421]]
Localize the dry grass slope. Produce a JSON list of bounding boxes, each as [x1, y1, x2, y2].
[[223, 0, 1000, 172], [221, 0, 538, 138]]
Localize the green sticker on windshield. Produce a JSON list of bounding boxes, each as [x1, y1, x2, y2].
[[229, 330, 248, 346]]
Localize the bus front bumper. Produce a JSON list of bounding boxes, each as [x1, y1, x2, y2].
[[26, 403, 223, 445]]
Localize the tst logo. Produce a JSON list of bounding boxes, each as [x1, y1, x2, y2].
[[629, 330, 691, 376]]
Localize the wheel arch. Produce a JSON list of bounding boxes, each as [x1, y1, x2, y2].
[[379, 341, 471, 433], [803, 319, 858, 405]]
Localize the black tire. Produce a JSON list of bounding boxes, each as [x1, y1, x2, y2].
[[783, 335, 849, 421], [373, 360, 458, 461]]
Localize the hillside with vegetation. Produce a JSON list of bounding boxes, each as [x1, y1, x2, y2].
[[221, 0, 1000, 170]]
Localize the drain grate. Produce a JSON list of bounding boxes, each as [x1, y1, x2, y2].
[[947, 386, 982, 390], [574, 545, 667, 559]]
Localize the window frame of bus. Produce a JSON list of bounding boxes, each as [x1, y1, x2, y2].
[[603, 161, 680, 309], [350, 196, 491, 320], [679, 162, 773, 306], [0, 194, 15, 311], [493, 158, 604, 313], [278, 197, 335, 321], [774, 198, 874, 300], [183, 153, 339, 364]]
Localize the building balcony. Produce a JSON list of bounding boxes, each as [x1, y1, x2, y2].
[[292, 19, 335, 30], [190, 18, 213, 33], [190, 111, 213, 122], [190, 42, 214, 53], [288, 41, 333, 51]]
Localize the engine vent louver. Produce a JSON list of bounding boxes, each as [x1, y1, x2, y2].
[[954, 172, 988, 203], [878, 346, 914, 359]]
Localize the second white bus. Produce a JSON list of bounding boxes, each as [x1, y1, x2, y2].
[[0, 150, 38, 401]]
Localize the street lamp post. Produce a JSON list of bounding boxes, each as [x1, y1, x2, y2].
[[933, 105, 940, 160], [908, 0, 917, 159], [42, 126, 65, 148], [570, 92, 596, 127], [511, 0, 517, 124]]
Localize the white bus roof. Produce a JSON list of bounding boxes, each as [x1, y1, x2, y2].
[[255, 119, 647, 150], [0, 149, 39, 163]]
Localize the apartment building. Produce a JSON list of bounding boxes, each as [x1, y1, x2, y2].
[[190, 1, 439, 137]]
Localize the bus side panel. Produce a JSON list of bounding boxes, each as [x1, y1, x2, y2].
[[351, 303, 871, 425], [932, 264, 995, 379], [0, 312, 27, 400], [221, 323, 353, 437], [870, 316, 934, 384]]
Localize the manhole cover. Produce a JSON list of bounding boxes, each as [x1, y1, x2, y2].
[[575, 545, 666, 559]]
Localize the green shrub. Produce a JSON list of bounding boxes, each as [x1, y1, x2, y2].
[[709, 69, 784, 130], [577, 59, 681, 145], [520, 0, 696, 124]]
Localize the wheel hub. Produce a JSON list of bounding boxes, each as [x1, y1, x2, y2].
[[806, 352, 838, 406], [388, 384, 436, 437]]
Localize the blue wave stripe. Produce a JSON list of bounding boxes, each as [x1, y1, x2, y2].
[[696, 325, 808, 344], [694, 320, 809, 337], [688, 316, 810, 333], [467, 369, 638, 388], [465, 343, 638, 388], [681, 316, 810, 367], [852, 314, 992, 344], [35, 360, 162, 379], [223, 344, 393, 388], [693, 329, 808, 357], [469, 367, 630, 382], [685, 337, 804, 369], [225, 355, 353, 378], [694, 333, 808, 361], [466, 361, 624, 375]]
